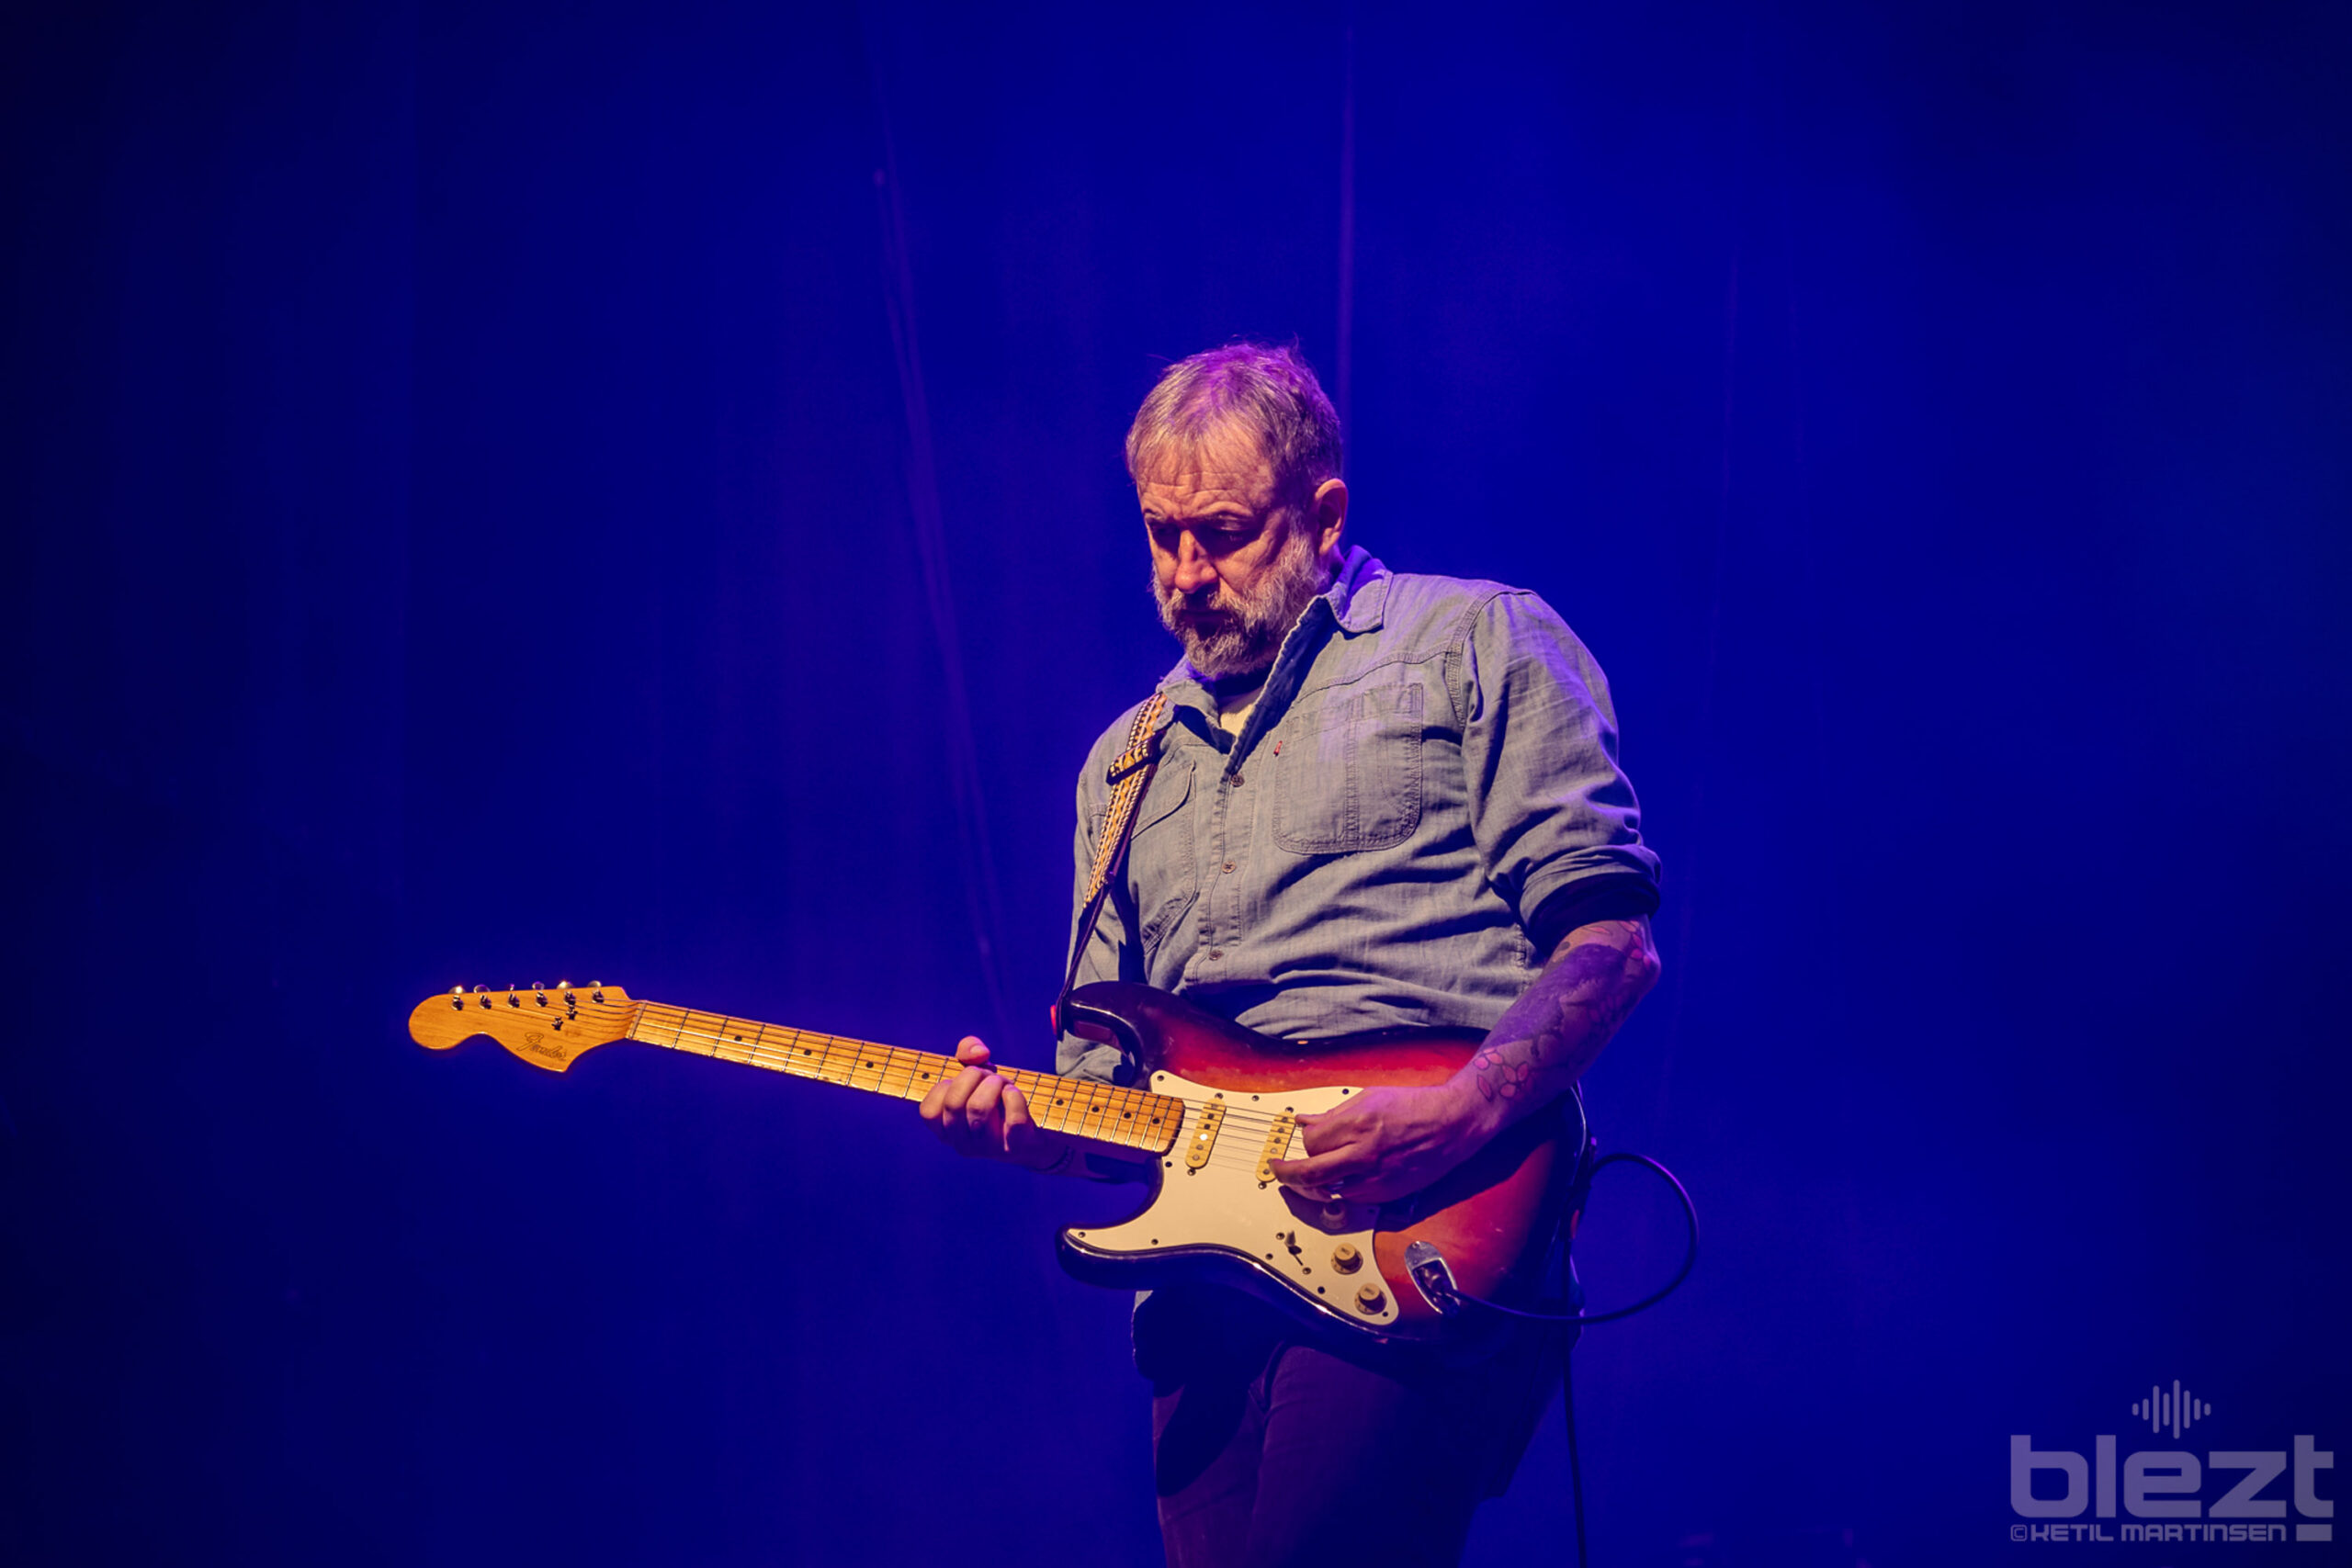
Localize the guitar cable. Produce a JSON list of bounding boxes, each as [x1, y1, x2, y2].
[[1405, 1150, 1699, 1326], [1400, 1149, 1698, 1568]]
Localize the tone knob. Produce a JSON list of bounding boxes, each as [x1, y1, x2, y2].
[[1330, 1244, 1362, 1274], [1354, 1283, 1386, 1314]]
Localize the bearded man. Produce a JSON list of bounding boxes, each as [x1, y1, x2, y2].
[[919, 343, 1662, 1567]]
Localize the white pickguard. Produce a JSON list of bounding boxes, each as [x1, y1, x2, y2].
[[1065, 1067, 1398, 1329]]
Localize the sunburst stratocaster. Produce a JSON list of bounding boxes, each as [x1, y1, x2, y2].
[[408, 977, 1580, 1343]]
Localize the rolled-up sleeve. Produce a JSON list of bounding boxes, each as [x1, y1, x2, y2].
[[1457, 591, 1661, 952]]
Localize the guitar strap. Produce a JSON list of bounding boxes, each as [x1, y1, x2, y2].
[[1057, 691, 1170, 1020]]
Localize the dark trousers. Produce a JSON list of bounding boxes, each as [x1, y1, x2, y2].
[[1145, 1287, 1556, 1568]]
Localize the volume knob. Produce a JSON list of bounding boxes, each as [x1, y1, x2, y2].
[[1354, 1283, 1386, 1314], [1330, 1244, 1362, 1274]]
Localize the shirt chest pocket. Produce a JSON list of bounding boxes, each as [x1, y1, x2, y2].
[[1271, 682, 1426, 854], [1123, 762, 1197, 954]]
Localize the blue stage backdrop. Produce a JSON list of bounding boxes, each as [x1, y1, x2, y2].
[[4, 2, 2345, 1563]]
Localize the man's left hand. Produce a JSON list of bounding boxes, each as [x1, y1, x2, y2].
[[1266, 1082, 1499, 1205]]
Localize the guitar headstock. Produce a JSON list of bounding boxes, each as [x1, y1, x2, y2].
[[408, 981, 636, 1073]]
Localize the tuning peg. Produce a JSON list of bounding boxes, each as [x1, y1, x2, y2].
[[450, 986, 465, 1010], [534, 981, 546, 992], [590, 980, 602, 988], [556, 979, 571, 989]]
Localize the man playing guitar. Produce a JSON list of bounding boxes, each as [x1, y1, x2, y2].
[[919, 344, 1663, 1567]]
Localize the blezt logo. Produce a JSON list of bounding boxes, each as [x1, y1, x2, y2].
[[2134, 1379, 2212, 1438], [2008, 1382, 2334, 1546]]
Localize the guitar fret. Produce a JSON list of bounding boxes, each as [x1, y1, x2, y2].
[[899, 1053, 951, 1100], [714, 1016, 757, 1065], [814, 1034, 858, 1087], [1023, 1074, 1080, 1137], [1076, 1084, 1111, 1144], [781, 1030, 832, 1079]]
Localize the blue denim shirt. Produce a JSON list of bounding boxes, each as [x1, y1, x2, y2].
[[1057, 548, 1659, 1085]]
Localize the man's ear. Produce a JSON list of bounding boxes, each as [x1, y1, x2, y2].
[[1311, 477, 1350, 563]]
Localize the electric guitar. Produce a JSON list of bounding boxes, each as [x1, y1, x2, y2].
[[407, 977, 1581, 1343]]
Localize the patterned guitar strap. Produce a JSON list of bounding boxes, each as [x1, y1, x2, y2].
[[1057, 691, 1170, 1021]]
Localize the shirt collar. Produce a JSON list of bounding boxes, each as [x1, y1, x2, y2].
[[1323, 546, 1389, 633]]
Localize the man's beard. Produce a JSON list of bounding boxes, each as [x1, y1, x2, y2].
[[1154, 523, 1330, 679]]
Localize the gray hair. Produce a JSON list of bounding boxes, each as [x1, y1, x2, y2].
[[1125, 342, 1344, 508]]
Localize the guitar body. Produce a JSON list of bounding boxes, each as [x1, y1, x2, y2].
[[1056, 983, 1582, 1345]]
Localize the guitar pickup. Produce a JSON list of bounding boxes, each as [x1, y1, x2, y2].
[[1183, 1098, 1227, 1171], [1256, 1111, 1297, 1185]]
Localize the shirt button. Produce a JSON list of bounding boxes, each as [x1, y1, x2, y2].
[[1223, 862, 1236, 874], [1207, 949, 1224, 961]]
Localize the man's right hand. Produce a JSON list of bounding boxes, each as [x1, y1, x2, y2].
[[918, 1036, 1069, 1172]]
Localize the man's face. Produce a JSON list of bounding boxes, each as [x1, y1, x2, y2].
[[1138, 424, 1331, 679]]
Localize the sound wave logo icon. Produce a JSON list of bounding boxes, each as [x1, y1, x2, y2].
[[2132, 1380, 2211, 1438]]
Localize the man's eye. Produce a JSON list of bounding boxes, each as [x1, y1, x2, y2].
[[1148, 519, 1258, 549]]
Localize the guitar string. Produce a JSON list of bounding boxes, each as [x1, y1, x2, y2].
[[480, 995, 1341, 1142], [458, 991, 1383, 1166], [576, 1010, 1345, 1161], [638, 1008, 1185, 1127], [639, 1011, 1311, 1177], [444, 997, 1325, 1169], [641, 1016, 1307, 1180]]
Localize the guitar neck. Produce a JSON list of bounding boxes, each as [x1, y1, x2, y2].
[[624, 999, 1182, 1157]]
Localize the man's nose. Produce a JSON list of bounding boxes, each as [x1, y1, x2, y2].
[[1172, 532, 1218, 594]]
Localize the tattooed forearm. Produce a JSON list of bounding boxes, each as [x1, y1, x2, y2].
[[1463, 919, 1658, 1120]]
